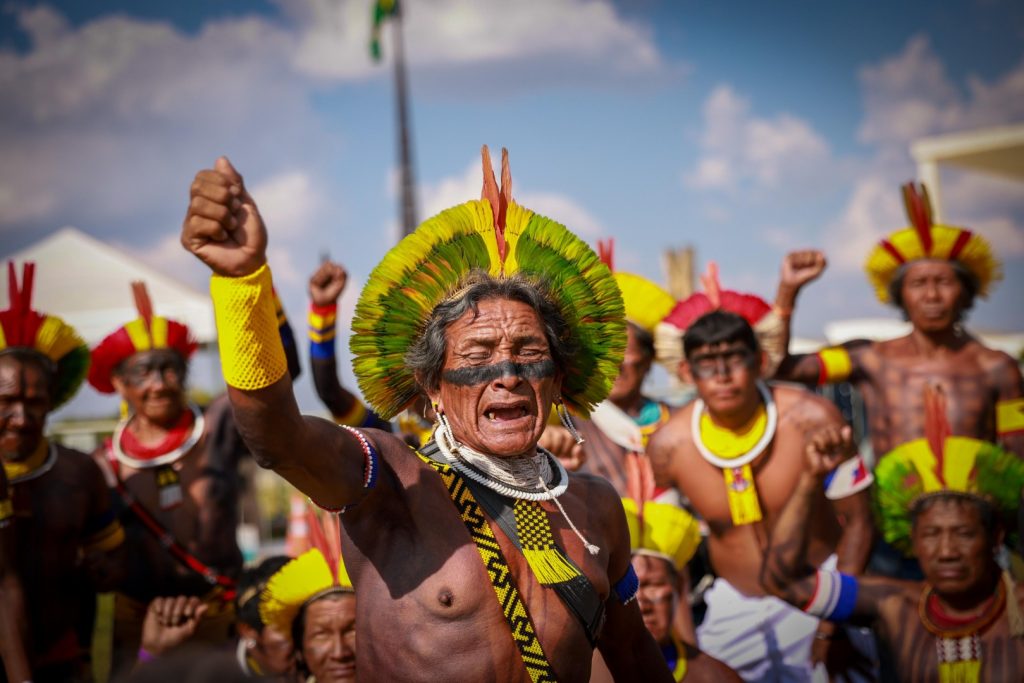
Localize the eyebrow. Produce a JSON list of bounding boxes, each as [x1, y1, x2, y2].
[[457, 334, 548, 349]]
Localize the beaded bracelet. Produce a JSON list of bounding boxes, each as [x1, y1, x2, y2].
[[308, 425, 379, 513]]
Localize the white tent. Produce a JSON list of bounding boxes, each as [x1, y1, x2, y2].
[[1, 227, 215, 345]]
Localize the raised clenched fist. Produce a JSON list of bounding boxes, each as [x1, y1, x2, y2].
[[181, 157, 267, 277], [781, 250, 827, 291], [538, 425, 587, 472], [804, 425, 854, 479], [309, 261, 349, 307]]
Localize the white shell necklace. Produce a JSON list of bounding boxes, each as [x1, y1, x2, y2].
[[112, 403, 205, 469], [434, 413, 568, 501], [690, 380, 778, 469]]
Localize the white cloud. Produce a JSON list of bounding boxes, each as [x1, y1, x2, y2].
[[418, 158, 605, 238], [858, 35, 1024, 148], [827, 36, 1024, 271], [825, 176, 906, 271], [684, 84, 832, 192], [250, 170, 326, 239], [286, 0, 667, 84]]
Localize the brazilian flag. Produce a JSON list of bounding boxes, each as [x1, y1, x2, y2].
[[370, 0, 399, 61]]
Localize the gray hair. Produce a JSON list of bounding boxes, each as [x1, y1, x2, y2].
[[406, 270, 576, 392]]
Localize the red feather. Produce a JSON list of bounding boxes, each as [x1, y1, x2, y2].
[[700, 262, 722, 309], [901, 182, 933, 255], [597, 239, 615, 271], [924, 384, 951, 478], [479, 145, 507, 266], [131, 281, 154, 345]]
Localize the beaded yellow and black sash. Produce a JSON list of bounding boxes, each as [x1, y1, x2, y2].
[[417, 451, 558, 683]]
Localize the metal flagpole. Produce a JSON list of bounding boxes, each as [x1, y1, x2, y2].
[[391, 3, 418, 239]]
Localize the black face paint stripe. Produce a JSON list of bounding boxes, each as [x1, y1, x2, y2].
[[442, 359, 556, 387]]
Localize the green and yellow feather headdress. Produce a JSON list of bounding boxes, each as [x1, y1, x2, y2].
[[351, 146, 626, 419], [873, 386, 1024, 556], [259, 507, 353, 638]]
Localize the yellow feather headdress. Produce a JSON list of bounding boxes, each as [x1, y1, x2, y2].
[[622, 498, 701, 571], [596, 239, 675, 335], [260, 507, 353, 637], [864, 182, 1002, 304], [351, 146, 626, 419]]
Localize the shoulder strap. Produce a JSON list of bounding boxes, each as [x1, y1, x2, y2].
[[419, 442, 606, 646], [417, 445, 558, 682], [106, 444, 237, 599]]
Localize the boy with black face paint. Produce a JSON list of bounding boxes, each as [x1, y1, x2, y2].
[[649, 311, 875, 681]]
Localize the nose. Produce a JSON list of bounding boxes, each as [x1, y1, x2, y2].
[[937, 532, 960, 560], [493, 362, 524, 391], [3, 401, 27, 426]]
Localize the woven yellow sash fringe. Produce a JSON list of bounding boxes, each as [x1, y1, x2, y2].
[[417, 452, 558, 683]]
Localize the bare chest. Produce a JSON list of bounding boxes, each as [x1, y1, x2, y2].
[[677, 436, 803, 534], [11, 469, 90, 547], [879, 597, 1023, 682], [343, 466, 607, 682], [861, 354, 997, 448]]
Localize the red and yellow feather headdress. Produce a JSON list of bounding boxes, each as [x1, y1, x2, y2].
[[88, 281, 197, 394], [653, 262, 784, 375], [864, 182, 1001, 304], [0, 262, 90, 408]]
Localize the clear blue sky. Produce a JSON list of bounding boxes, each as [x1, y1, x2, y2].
[[1, 1, 1022, 416]]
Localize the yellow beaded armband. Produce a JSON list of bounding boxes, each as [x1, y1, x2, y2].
[[210, 264, 288, 390], [816, 346, 852, 385], [997, 398, 1024, 438]]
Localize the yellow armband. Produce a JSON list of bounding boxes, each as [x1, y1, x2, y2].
[[0, 497, 12, 526], [210, 264, 288, 390], [333, 400, 369, 427], [84, 519, 125, 553], [997, 398, 1024, 438], [816, 346, 852, 385]]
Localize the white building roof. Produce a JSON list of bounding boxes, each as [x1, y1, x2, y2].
[[1, 227, 215, 345]]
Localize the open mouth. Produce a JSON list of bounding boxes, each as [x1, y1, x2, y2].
[[484, 405, 530, 422]]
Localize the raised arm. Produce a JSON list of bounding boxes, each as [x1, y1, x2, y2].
[[308, 261, 391, 431], [772, 250, 834, 384], [761, 425, 891, 624], [181, 157, 387, 510]]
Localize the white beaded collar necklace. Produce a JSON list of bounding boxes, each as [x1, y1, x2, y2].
[[690, 380, 778, 469]]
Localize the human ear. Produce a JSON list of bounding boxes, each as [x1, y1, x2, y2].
[[677, 360, 694, 385]]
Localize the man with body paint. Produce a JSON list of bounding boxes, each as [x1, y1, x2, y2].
[[773, 184, 1023, 464]]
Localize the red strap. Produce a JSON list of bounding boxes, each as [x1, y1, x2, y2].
[[106, 446, 237, 599]]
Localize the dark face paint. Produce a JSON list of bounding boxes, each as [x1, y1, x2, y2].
[[442, 359, 556, 387]]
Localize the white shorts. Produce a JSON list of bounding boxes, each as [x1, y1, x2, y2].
[[697, 560, 836, 682]]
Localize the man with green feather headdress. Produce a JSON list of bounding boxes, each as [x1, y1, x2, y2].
[[761, 387, 1024, 683], [181, 148, 679, 681]]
